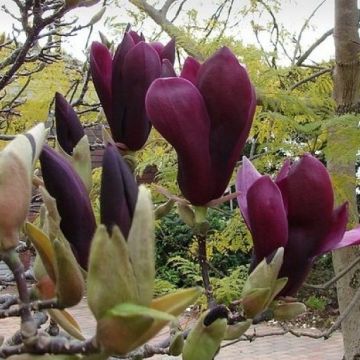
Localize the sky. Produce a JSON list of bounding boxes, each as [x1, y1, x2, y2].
[[0, 0, 336, 64]]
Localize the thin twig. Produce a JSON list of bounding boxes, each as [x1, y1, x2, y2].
[[289, 68, 332, 91], [304, 256, 360, 290]]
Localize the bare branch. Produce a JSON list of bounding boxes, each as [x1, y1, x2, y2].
[[130, 0, 205, 59], [305, 256, 360, 290], [292, 0, 328, 65], [295, 29, 334, 66], [1, 250, 37, 340], [289, 67, 332, 91], [160, 0, 177, 17]]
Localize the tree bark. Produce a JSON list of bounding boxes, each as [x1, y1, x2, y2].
[[331, 1, 360, 359]]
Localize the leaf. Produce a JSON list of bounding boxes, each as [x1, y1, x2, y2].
[[182, 310, 227, 360], [48, 309, 84, 340], [25, 222, 57, 282], [151, 287, 201, 316], [53, 240, 85, 308], [127, 186, 155, 306], [71, 135, 92, 193], [106, 303, 175, 322], [87, 225, 137, 319]]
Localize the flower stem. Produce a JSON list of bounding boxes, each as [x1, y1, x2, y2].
[[197, 234, 216, 309]]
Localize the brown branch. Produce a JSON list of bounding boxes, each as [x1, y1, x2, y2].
[[304, 256, 360, 290], [160, 0, 177, 16], [0, 299, 60, 319], [0, 336, 98, 357], [1, 250, 37, 340], [292, 0, 328, 65], [289, 68, 332, 91], [130, 0, 205, 59], [295, 29, 334, 66]]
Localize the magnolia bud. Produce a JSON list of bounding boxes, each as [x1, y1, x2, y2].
[[223, 320, 251, 340], [0, 124, 46, 251], [53, 239, 85, 308], [182, 306, 228, 360], [169, 331, 184, 356], [272, 301, 306, 321], [177, 203, 195, 227]]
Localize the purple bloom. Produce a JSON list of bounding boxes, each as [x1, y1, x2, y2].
[[40, 145, 96, 269], [236, 154, 360, 296], [55, 92, 84, 155], [90, 31, 175, 151], [100, 144, 138, 238], [146, 47, 256, 205]]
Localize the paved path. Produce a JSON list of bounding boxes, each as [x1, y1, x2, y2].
[[0, 298, 344, 359]]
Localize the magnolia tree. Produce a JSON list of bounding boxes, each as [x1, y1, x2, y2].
[[0, 26, 360, 360]]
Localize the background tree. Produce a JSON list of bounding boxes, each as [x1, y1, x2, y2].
[[329, 0, 360, 358]]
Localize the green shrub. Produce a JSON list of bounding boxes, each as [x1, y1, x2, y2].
[[305, 295, 327, 311], [153, 278, 177, 297]]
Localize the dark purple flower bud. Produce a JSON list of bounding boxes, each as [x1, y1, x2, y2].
[[150, 38, 175, 64], [161, 38, 176, 65], [180, 56, 201, 85], [100, 144, 138, 238], [161, 59, 177, 78], [90, 29, 166, 151], [129, 30, 144, 44], [55, 92, 84, 155], [146, 47, 256, 205], [40, 145, 96, 269], [90, 42, 113, 123], [236, 154, 358, 296]]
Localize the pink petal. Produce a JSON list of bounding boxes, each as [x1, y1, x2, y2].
[[236, 157, 261, 227], [90, 42, 113, 123], [247, 176, 288, 260], [332, 225, 360, 251], [314, 202, 349, 256]]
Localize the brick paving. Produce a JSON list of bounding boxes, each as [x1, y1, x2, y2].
[[0, 298, 344, 359]]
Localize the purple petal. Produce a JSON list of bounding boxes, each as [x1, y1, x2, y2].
[[129, 30, 143, 44], [40, 145, 96, 269], [146, 77, 213, 205], [180, 56, 201, 85], [330, 225, 360, 251], [277, 154, 334, 239], [111, 33, 136, 142], [150, 41, 164, 56], [119, 42, 161, 150], [275, 158, 291, 183], [100, 144, 138, 238], [55, 92, 84, 155], [279, 258, 313, 296], [236, 157, 262, 227], [90, 42, 113, 124], [197, 47, 256, 196], [161, 38, 176, 65], [161, 59, 177, 77], [314, 202, 349, 256], [246, 176, 288, 261]]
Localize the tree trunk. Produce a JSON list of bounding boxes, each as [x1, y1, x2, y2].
[[331, 1, 360, 359]]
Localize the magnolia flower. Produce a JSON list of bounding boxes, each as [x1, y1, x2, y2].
[[236, 154, 360, 295], [90, 30, 175, 150], [40, 145, 96, 269], [100, 144, 138, 237], [146, 47, 256, 205], [0, 124, 46, 250], [55, 92, 84, 155]]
